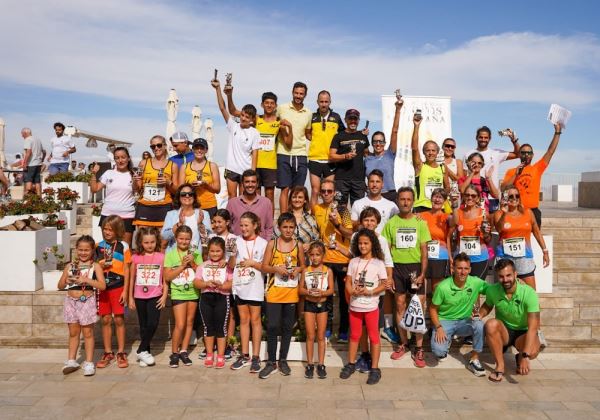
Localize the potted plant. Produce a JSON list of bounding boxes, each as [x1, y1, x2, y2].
[[0, 191, 61, 225], [55, 187, 79, 229], [39, 214, 70, 256], [37, 245, 67, 291], [43, 172, 90, 204]]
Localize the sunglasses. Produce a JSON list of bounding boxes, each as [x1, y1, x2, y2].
[[520, 151, 533, 155], [150, 143, 164, 150], [463, 193, 478, 198], [180, 191, 194, 197], [372, 140, 386, 145], [443, 144, 456, 149], [507, 194, 520, 200], [320, 189, 334, 194], [470, 161, 484, 166]]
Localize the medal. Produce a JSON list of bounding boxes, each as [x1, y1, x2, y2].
[[316, 303, 322, 308], [184, 284, 190, 290], [143, 286, 148, 293], [79, 295, 87, 302]]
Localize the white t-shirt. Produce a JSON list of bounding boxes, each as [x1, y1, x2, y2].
[[225, 117, 261, 175], [351, 196, 399, 234], [99, 169, 136, 218], [463, 148, 510, 188], [49, 135, 75, 164], [232, 236, 267, 301], [347, 257, 387, 312], [350, 233, 393, 268]]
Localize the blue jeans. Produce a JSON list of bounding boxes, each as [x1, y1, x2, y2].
[[431, 318, 484, 357], [48, 162, 69, 175]]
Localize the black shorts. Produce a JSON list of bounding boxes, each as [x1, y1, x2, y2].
[[24, 165, 42, 184], [99, 215, 135, 233], [277, 154, 308, 189], [413, 206, 430, 214], [392, 263, 424, 295], [426, 259, 450, 279], [134, 203, 172, 226], [503, 327, 528, 353], [257, 168, 277, 188], [171, 299, 197, 306], [304, 300, 329, 314], [235, 296, 262, 307], [382, 190, 397, 202], [224, 169, 242, 184], [470, 260, 489, 280], [308, 161, 335, 179]]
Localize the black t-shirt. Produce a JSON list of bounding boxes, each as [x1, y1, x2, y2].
[[330, 131, 369, 180]]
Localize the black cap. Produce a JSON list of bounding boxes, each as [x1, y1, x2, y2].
[[345, 109, 360, 119], [192, 138, 209, 149]]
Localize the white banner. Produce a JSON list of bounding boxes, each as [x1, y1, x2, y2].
[[381, 96, 452, 189]]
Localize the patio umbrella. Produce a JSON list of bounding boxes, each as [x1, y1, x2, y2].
[[166, 89, 179, 156], [0, 118, 5, 168], [204, 118, 214, 160], [191, 105, 202, 140]]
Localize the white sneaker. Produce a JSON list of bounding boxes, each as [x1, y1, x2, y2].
[[137, 351, 155, 367], [82, 361, 96, 376], [62, 359, 80, 375]]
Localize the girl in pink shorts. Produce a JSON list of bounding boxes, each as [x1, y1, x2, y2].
[[57, 235, 106, 376]]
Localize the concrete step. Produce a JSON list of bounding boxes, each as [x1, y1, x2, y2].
[[554, 254, 600, 271], [543, 227, 600, 240], [76, 204, 95, 216], [555, 272, 599, 288], [543, 217, 600, 228], [541, 339, 600, 353], [554, 241, 600, 254]]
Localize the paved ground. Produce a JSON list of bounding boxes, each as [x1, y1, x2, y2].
[[2, 347, 600, 419]]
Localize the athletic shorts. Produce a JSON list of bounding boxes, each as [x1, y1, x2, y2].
[[392, 263, 424, 295], [304, 300, 328, 314], [224, 169, 242, 184], [382, 190, 397, 202], [98, 286, 125, 316], [276, 154, 308, 189], [503, 327, 528, 353], [308, 160, 335, 179], [63, 295, 97, 325], [470, 260, 489, 280], [171, 299, 198, 306], [426, 259, 450, 279], [24, 165, 42, 184], [257, 168, 277, 188], [99, 215, 135, 233], [235, 296, 263, 307], [134, 203, 172, 226]]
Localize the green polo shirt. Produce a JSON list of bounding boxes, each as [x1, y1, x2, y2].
[[381, 215, 431, 264], [276, 102, 312, 156], [432, 275, 488, 320], [485, 281, 540, 330]]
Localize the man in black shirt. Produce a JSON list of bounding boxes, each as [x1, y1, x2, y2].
[[329, 109, 369, 207]]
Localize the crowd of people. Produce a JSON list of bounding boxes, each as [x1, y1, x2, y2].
[[57, 78, 563, 385]]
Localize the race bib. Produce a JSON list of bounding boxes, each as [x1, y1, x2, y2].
[[460, 236, 481, 256], [425, 182, 442, 199], [305, 271, 328, 291], [172, 267, 194, 286], [233, 264, 256, 286], [396, 228, 417, 249], [503, 237, 526, 258], [274, 272, 298, 288], [204, 265, 227, 284], [427, 241, 440, 259], [136, 264, 161, 286], [143, 183, 166, 202], [258, 133, 276, 151]]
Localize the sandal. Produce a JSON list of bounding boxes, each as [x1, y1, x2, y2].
[[488, 370, 504, 383]]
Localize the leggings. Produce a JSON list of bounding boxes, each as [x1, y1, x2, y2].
[[349, 308, 380, 345], [325, 263, 349, 335], [266, 302, 296, 362], [199, 293, 230, 338], [135, 297, 161, 353]]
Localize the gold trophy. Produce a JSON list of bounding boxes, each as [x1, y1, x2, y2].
[[225, 73, 233, 89]]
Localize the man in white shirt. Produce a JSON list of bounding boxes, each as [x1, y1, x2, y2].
[[351, 169, 399, 233], [21, 127, 45, 195], [47, 122, 76, 175], [463, 126, 519, 188]]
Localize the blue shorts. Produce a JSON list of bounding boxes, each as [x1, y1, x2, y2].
[[49, 162, 70, 175], [276, 154, 307, 189]]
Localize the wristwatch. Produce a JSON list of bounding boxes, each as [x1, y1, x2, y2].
[[521, 352, 530, 359]]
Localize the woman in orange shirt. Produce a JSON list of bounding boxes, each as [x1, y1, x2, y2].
[[179, 138, 220, 218]]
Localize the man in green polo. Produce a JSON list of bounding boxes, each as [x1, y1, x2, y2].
[[430, 253, 487, 376], [479, 258, 541, 382]]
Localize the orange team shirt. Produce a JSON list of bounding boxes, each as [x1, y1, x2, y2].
[[503, 159, 548, 209], [420, 212, 449, 246]]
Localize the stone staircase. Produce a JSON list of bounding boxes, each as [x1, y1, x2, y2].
[[539, 217, 600, 352]]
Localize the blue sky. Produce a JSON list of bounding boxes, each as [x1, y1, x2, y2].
[[1, 0, 599, 174]]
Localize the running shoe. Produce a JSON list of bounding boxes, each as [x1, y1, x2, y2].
[[390, 344, 409, 360], [96, 351, 115, 369], [337, 332, 348, 344], [250, 356, 261, 373], [169, 353, 180, 368], [468, 359, 486, 377], [437, 353, 448, 363], [317, 364, 327, 379], [82, 361, 95, 376], [224, 345, 234, 360], [366, 368, 381, 385], [179, 351, 192, 366], [278, 359, 291, 376], [258, 361, 278, 379], [325, 330, 332, 339], [304, 364, 314, 379], [463, 336, 473, 345], [381, 327, 400, 344], [204, 353, 214, 368], [231, 355, 250, 370], [137, 351, 155, 367], [215, 356, 225, 369], [62, 360, 80, 375], [412, 348, 426, 368], [116, 352, 128, 368], [198, 348, 207, 360], [356, 353, 371, 373], [339, 363, 356, 379]]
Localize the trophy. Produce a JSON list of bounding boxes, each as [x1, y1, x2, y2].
[[414, 109, 423, 122], [196, 172, 203, 185], [225, 73, 233, 89], [328, 233, 336, 249], [497, 128, 514, 137], [213, 69, 218, 81], [358, 270, 367, 288], [68, 259, 80, 284], [395, 89, 402, 101], [410, 271, 418, 291], [284, 254, 293, 281], [157, 168, 164, 178], [226, 237, 236, 254], [103, 247, 113, 268], [310, 274, 319, 291], [333, 191, 343, 206], [349, 143, 356, 154], [472, 300, 481, 320]]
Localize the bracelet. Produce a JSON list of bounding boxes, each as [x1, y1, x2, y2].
[[555, 132, 562, 135], [542, 249, 548, 252]]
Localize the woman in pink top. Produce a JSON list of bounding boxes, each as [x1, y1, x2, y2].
[[128, 226, 167, 368]]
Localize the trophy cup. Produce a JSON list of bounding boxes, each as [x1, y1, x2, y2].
[[68, 259, 80, 284], [358, 270, 367, 288], [310, 274, 319, 293], [103, 247, 113, 268], [349, 143, 356, 154], [333, 191, 342, 206], [225, 73, 233, 89], [497, 128, 513, 137], [196, 172, 203, 185], [414, 109, 423, 122], [226, 237, 236, 254], [284, 254, 294, 281], [157, 168, 164, 178], [328, 233, 336, 249], [410, 271, 418, 291], [472, 300, 481, 320], [395, 89, 402, 101], [213, 69, 218, 81]]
